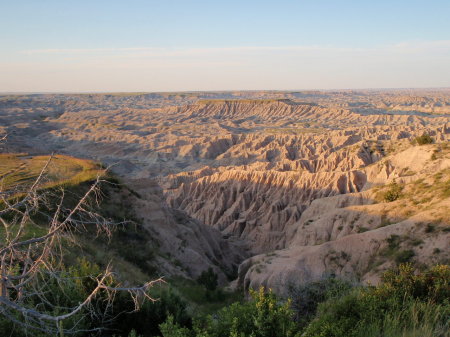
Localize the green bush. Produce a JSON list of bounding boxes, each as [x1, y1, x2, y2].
[[197, 267, 218, 291], [107, 287, 191, 337], [302, 264, 450, 337], [302, 290, 364, 337], [287, 277, 353, 328], [383, 181, 403, 202], [395, 249, 415, 264], [159, 315, 192, 337], [160, 286, 299, 337], [0, 258, 108, 337], [0, 258, 190, 337], [415, 134, 434, 145], [376, 263, 450, 303]]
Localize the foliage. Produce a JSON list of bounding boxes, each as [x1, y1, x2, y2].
[[287, 277, 353, 328], [394, 249, 415, 264], [106, 287, 192, 337], [376, 263, 449, 303], [197, 268, 218, 292], [159, 315, 193, 337], [415, 134, 434, 145], [302, 264, 450, 337], [0, 259, 186, 337], [382, 181, 403, 202], [168, 276, 242, 315], [160, 286, 299, 337], [0, 154, 160, 335], [0, 258, 110, 337]]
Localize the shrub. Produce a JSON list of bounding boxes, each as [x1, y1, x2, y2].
[[107, 287, 191, 337], [395, 249, 415, 264], [383, 181, 403, 202], [302, 290, 364, 337], [415, 134, 434, 145], [0, 258, 111, 337], [425, 223, 436, 233], [159, 315, 191, 337], [287, 277, 353, 327], [160, 286, 299, 337], [377, 263, 450, 303], [303, 264, 450, 337], [197, 267, 218, 291]]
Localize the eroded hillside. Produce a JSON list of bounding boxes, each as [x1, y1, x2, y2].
[[0, 90, 449, 292]]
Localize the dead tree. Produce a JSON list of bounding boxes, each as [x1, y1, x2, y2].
[[0, 154, 162, 335]]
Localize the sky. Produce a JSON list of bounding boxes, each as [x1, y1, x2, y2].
[[1, 0, 450, 92]]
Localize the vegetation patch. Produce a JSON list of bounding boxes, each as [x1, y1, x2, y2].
[[0, 153, 104, 194], [156, 264, 450, 337], [414, 133, 434, 145], [395, 249, 415, 264], [381, 181, 403, 202], [302, 264, 450, 337]]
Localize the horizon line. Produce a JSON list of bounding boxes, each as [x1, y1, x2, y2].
[[2, 86, 450, 95]]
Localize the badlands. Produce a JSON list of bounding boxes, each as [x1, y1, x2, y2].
[[1, 89, 449, 292]]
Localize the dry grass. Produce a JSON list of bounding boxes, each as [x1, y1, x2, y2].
[[371, 168, 450, 226]]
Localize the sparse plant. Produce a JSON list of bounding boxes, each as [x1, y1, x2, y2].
[[425, 223, 436, 233], [383, 181, 403, 202], [414, 133, 434, 145], [395, 249, 415, 264], [378, 214, 392, 228], [410, 238, 424, 246]]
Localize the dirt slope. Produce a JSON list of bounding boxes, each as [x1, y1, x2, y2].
[[1, 91, 449, 291]]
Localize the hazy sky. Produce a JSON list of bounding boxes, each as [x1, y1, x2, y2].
[[1, 0, 450, 92]]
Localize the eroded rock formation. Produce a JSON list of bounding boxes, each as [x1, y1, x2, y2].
[[1, 90, 449, 291]]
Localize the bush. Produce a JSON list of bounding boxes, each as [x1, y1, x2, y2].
[[303, 264, 450, 337], [395, 249, 415, 264], [0, 258, 109, 337], [160, 286, 299, 337], [159, 315, 192, 337], [287, 277, 353, 328], [376, 263, 450, 303], [197, 267, 218, 291], [106, 287, 191, 337], [415, 134, 434, 145], [302, 290, 364, 337], [383, 181, 403, 202]]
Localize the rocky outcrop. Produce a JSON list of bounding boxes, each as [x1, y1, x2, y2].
[[124, 178, 247, 283], [235, 145, 450, 292], [1, 92, 449, 291]]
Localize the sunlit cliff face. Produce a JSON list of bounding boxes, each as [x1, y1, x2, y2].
[[1, 91, 449, 288]]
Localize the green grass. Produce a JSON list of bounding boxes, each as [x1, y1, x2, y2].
[[167, 276, 243, 315], [353, 300, 450, 337], [0, 221, 48, 245], [0, 153, 158, 283], [0, 153, 104, 193]]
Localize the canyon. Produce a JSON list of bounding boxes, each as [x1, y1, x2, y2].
[[1, 89, 449, 292]]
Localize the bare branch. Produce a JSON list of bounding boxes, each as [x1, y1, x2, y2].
[[0, 153, 161, 334]]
